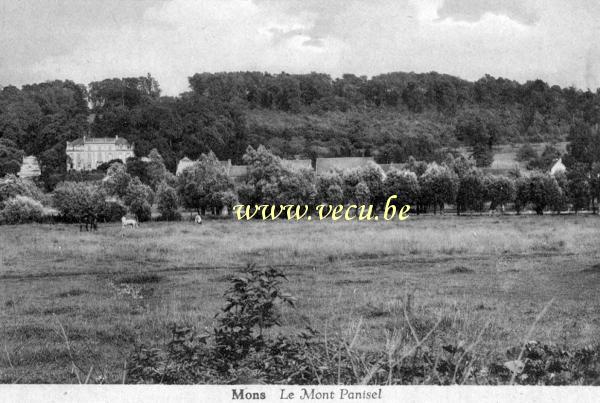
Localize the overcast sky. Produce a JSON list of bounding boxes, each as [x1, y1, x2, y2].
[[1, 0, 600, 95]]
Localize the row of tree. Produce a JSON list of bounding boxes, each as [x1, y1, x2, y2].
[[4, 71, 600, 189], [177, 146, 600, 216], [2, 142, 599, 226]]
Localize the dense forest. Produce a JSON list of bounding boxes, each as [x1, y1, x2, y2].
[[2, 71, 600, 187]]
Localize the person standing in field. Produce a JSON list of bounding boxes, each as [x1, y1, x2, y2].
[[195, 214, 202, 224]]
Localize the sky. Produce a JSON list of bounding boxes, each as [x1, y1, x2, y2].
[[1, 0, 600, 96]]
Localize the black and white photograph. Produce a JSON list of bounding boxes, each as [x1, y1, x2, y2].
[[0, 0, 599, 401]]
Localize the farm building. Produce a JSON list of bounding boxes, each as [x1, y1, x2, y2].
[[66, 136, 134, 171], [379, 163, 407, 173], [18, 156, 41, 178], [550, 158, 566, 176], [176, 157, 195, 175], [282, 159, 312, 171], [176, 157, 233, 176], [315, 157, 375, 175], [227, 165, 248, 182]]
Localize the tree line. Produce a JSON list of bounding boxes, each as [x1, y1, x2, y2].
[[4, 142, 598, 226], [3, 71, 600, 190]]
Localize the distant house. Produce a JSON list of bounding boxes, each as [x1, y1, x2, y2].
[[228, 165, 248, 182], [18, 156, 41, 178], [176, 157, 233, 176], [66, 136, 134, 171], [282, 159, 312, 171], [315, 157, 375, 175], [550, 158, 566, 176], [378, 163, 407, 173], [176, 157, 195, 175]]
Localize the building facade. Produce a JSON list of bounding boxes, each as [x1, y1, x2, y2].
[[66, 136, 134, 171], [18, 156, 41, 178]]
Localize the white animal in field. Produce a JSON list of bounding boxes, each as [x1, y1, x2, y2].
[[194, 214, 202, 224], [121, 216, 139, 228]]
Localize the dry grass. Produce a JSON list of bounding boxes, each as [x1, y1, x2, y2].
[[0, 214, 599, 383]]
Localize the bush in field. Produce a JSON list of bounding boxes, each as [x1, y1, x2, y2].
[[0, 174, 43, 207], [316, 172, 344, 205], [208, 190, 238, 215], [514, 176, 530, 214], [383, 169, 420, 207], [97, 200, 127, 222], [123, 177, 154, 221], [128, 198, 152, 222], [419, 162, 458, 214], [277, 168, 317, 206], [156, 181, 180, 220], [341, 168, 362, 203], [527, 172, 563, 215], [0, 195, 44, 224], [340, 163, 385, 207], [359, 163, 386, 207], [352, 181, 371, 205], [456, 170, 486, 214], [566, 164, 590, 212], [53, 181, 106, 222], [241, 146, 315, 206], [178, 151, 235, 214], [484, 175, 515, 212], [590, 162, 600, 213], [551, 172, 569, 213], [127, 267, 600, 385]]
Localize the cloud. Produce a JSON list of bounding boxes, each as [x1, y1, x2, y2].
[[2, 0, 600, 95], [436, 0, 540, 25]]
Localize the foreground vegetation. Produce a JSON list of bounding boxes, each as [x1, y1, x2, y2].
[[0, 216, 599, 383]]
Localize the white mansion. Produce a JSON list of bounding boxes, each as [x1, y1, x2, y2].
[[66, 136, 134, 171]]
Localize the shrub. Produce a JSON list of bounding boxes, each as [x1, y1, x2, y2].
[[384, 169, 420, 207], [0, 195, 44, 224], [178, 151, 235, 213], [156, 182, 180, 221], [128, 198, 152, 222], [317, 172, 344, 205], [484, 175, 515, 212], [456, 170, 486, 214], [97, 200, 127, 222], [419, 162, 458, 214], [53, 181, 105, 222], [0, 174, 43, 207], [527, 172, 562, 215], [127, 266, 600, 385]]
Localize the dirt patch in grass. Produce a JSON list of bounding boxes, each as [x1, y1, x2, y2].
[[581, 264, 600, 273], [447, 266, 475, 274], [359, 303, 390, 318], [334, 279, 373, 285], [8, 324, 57, 341], [209, 274, 234, 283], [55, 289, 87, 298], [115, 273, 163, 284], [42, 306, 75, 315]]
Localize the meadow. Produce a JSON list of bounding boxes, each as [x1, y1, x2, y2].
[[0, 215, 599, 383]]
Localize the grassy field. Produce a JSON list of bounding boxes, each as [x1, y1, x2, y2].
[[1, 215, 599, 383]]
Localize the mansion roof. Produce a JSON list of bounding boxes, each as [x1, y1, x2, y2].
[[67, 136, 131, 147]]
